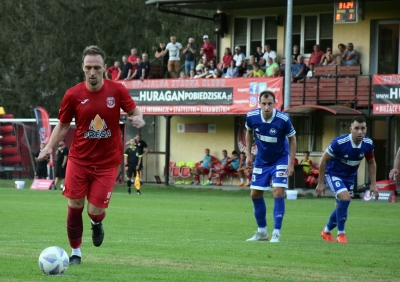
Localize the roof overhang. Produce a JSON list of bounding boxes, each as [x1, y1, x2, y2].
[[283, 105, 363, 115], [146, 0, 379, 11]]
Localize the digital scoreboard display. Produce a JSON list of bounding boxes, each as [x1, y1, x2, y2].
[[334, 1, 358, 23]]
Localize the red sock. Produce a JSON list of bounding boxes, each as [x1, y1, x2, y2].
[[88, 211, 106, 223], [67, 206, 84, 249]]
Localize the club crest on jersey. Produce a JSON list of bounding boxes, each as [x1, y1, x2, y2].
[[359, 153, 364, 158], [84, 114, 111, 139], [269, 128, 277, 135], [106, 97, 115, 108]]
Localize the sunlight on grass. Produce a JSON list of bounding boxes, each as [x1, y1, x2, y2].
[[0, 180, 399, 282]]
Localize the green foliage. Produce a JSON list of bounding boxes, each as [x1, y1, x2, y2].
[[0, 181, 399, 281], [0, 1, 214, 117]]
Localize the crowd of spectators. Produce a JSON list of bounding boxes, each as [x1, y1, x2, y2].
[[106, 35, 359, 82]]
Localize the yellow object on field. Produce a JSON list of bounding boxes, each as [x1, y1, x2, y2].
[[134, 172, 141, 190]]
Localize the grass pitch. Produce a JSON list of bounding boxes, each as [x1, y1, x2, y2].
[[0, 180, 399, 282]]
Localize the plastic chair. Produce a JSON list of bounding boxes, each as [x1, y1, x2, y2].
[[180, 166, 192, 184], [170, 166, 181, 184]]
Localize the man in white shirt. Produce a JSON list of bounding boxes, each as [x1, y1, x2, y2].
[[161, 36, 183, 78], [258, 44, 277, 70], [233, 46, 246, 75]]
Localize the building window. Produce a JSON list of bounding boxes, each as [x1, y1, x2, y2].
[[292, 13, 333, 54], [292, 116, 323, 153], [234, 16, 278, 57]]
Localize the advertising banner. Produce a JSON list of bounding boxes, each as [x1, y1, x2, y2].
[[116, 77, 283, 115], [33, 106, 53, 166], [362, 190, 397, 203], [373, 74, 400, 114]]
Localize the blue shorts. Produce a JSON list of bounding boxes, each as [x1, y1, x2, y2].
[[250, 155, 289, 191], [324, 174, 354, 197]]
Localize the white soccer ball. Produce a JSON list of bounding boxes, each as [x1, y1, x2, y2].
[[38, 246, 69, 275]]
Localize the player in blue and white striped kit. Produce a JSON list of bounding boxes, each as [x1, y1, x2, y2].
[[317, 116, 379, 243], [245, 91, 297, 243]]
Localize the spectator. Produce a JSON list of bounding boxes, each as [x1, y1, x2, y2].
[[244, 56, 255, 77], [259, 44, 277, 69], [320, 47, 335, 66], [221, 47, 233, 74], [308, 44, 325, 70], [233, 46, 246, 73], [237, 152, 250, 186], [265, 57, 280, 77], [192, 148, 219, 185], [225, 60, 238, 78], [271, 67, 281, 77], [196, 67, 211, 78], [254, 46, 264, 64], [128, 48, 140, 72], [179, 71, 186, 79], [55, 139, 68, 190], [140, 53, 150, 79], [155, 42, 169, 78], [128, 56, 149, 80], [252, 64, 265, 77], [208, 60, 216, 73], [189, 69, 196, 78], [195, 56, 208, 75], [119, 55, 133, 80], [337, 43, 359, 66], [216, 151, 240, 186], [292, 45, 300, 64], [35, 142, 49, 180], [299, 151, 313, 178], [106, 61, 121, 81], [182, 37, 197, 76], [200, 35, 216, 62], [161, 36, 183, 78], [202, 150, 229, 186], [291, 55, 307, 83], [206, 68, 222, 78]]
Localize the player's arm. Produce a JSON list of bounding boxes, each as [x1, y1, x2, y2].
[[366, 156, 379, 200], [137, 156, 142, 167], [124, 153, 129, 170], [38, 122, 70, 161], [389, 147, 400, 179], [126, 107, 145, 128], [316, 152, 333, 197], [245, 128, 253, 167], [287, 135, 297, 176]]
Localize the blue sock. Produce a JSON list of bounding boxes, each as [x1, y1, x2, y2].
[[336, 200, 351, 233], [326, 209, 337, 231], [273, 197, 285, 230], [252, 197, 266, 228]]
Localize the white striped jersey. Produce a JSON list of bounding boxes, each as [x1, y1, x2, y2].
[[245, 108, 296, 166], [326, 134, 374, 181]]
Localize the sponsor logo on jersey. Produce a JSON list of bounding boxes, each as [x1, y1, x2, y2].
[[256, 133, 277, 143], [276, 165, 287, 170], [84, 114, 111, 139], [253, 167, 262, 174], [106, 97, 115, 108], [276, 171, 287, 177], [81, 99, 89, 104]]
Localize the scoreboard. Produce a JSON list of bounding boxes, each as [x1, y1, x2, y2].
[[334, 1, 358, 23]]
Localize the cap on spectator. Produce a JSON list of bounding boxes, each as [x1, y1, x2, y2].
[[203, 35, 209, 39], [235, 46, 241, 50], [347, 43, 354, 47]]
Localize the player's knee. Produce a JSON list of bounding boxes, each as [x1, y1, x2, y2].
[[273, 187, 285, 198]]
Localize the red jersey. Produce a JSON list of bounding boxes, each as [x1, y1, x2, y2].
[[201, 43, 216, 62], [128, 55, 140, 71], [58, 80, 136, 167], [106, 66, 120, 80]]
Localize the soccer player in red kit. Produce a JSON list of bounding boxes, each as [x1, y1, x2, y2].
[[38, 45, 145, 265]]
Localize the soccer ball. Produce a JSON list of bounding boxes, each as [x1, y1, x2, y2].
[[38, 246, 69, 275]]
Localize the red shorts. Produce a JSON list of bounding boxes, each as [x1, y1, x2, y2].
[[201, 168, 209, 174], [63, 161, 118, 208]]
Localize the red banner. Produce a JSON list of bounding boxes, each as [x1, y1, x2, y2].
[[33, 106, 53, 165], [116, 77, 283, 115], [373, 74, 400, 114]]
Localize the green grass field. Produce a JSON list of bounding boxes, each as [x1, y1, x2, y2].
[[0, 180, 399, 282]]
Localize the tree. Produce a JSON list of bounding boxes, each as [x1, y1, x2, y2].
[[0, 0, 215, 117]]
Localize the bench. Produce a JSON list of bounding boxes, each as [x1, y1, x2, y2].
[[313, 66, 336, 77]]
